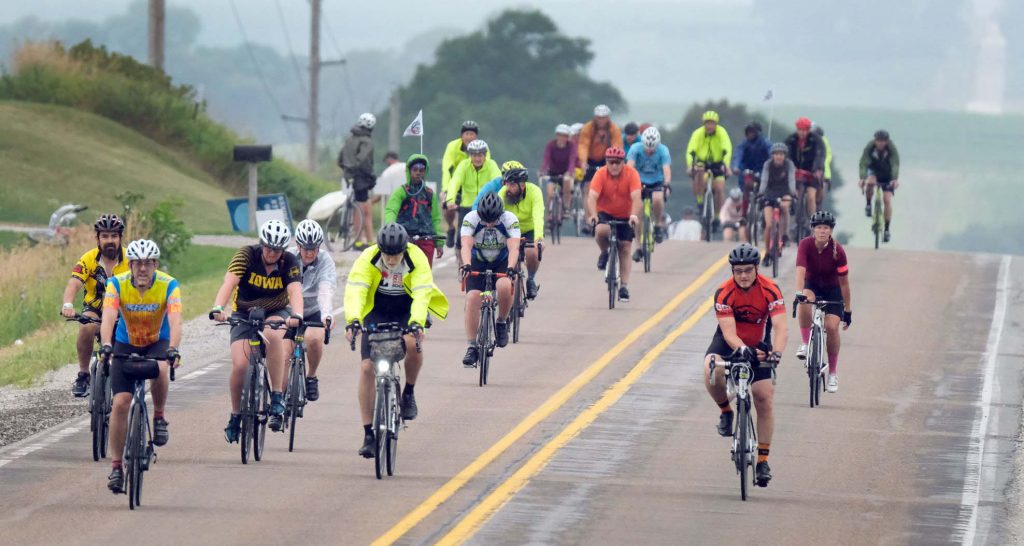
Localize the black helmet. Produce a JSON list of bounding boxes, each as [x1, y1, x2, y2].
[[812, 125, 824, 137], [477, 192, 505, 223], [376, 223, 409, 255], [461, 120, 479, 134], [744, 121, 762, 135], [94, 213, 125, 234], [503, 168, 528, 185], [810, 210, 836, 228], [728, 243, 760, 266], [623, 122, 639, 136], [874, 129, 890, 141]]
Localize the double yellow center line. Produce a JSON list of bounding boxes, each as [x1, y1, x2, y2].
[[372, 253, 729, 545]]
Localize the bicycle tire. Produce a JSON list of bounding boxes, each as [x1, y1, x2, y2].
[[374, 381, 388, 479], [736, 397, 749, 501], [240, 359, 254, 465], [549, 191, 562, 245], [478, 304, 492, 387], [607, 243, 618, 310], [573, 191, 584, 237], [287, 360, 302, 452], [642, 201, 652, 273], [512, 277, 522, 344], [90, 359, 103, 461], [873, 193, 882, 250], [253, 367, 269, 462], [808, 329, 820, 408], [323, 205, 343, 251], [127, 401, 143, 509], [101, 374, 112, 459], [771, 222, 780, 278], [386, 377, 399, 476]]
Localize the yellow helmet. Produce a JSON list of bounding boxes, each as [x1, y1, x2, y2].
[[501, 160, 525, 173], [702, 110, 720, 123]]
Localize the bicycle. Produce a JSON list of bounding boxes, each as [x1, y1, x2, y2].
[[110, 352, 176, 510], [636, 187, 659, 273], [351, 322, 420, 479], [708, 352, 777, 501], [743, 171, 761, 244], [760, 197, 784, 279], [541, 175, 564, 245], [693, 163, 714, 242], [282, 321, 328, 452], [869, 185, 884, 249], [324, 184, 365, 252], [510, 240, 539, 344], [793, 298, 841, 408], [213, 308, 287, 464], [569, 179, 587, 238], [597, 219, 631, 310], [464, 270, 507, 386], [793, 170, 816, 242], [65, 314, 110, 461]]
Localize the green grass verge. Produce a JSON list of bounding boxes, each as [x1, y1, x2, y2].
[[0, 231, 28, 250], [0, 245, 236, 388]]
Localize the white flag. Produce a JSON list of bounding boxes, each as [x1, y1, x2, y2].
[[403, 110, 424, 137], [763, 89, 774, 102]]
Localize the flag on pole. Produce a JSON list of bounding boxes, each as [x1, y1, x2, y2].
[[763, 89, 774, 102], [403, 110, 424, 137]]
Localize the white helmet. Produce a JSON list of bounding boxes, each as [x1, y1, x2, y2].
[[294, 219, 324, 248], [466, 139, 488, 154], [593, 104, 611, 117], [641, 126, 661, 149], [126, 239, 160, 261], [259, 219, 291, 249], [569, 122, 584, 136], [357, 112, 376, 129], [555, 123, 571, 135]]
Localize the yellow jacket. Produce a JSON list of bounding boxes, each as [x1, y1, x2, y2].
[[441, 138, 491, 195], [498, 182, 545, 240], [343, 243, 448, 326], [685, 126, 733, 167]]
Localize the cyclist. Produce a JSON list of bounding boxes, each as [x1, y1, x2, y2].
[[337, 112, 378, 250], [813, 124, 832, 210], [627, 126, 672, 255], [704, 243, 787, 488], [541, 124, 578, 218], [472, 160, 524, 208], [99, 239, 181, 493], [459, 192, 521, 366], [448, 139, 501, 260], [384, 154, 445, 266], [784, 117, 825, 226], [621, 122, 640, 152], [287, 219, 337, 402], [859, 129, 900, 243], [441, 121, 489, 247], [211, 220, 304, 440], [586, 146, 640, 302], [344, 223, 448, 458], [719, 188, 748, 243], [62, 214, 129, 397], [497, 167, 545, 299], [686, 110, 733, 232], [577, 104, 622, 192], [731, 121, 772, 215], [758, 142, 796, 263], [795, 210, 852, 393]]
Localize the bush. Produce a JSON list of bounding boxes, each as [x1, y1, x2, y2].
[[116, 191, 192, 266], [0, 40, 333, 218]]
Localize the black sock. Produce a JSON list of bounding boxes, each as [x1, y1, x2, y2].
[[363, 424, 372, 436], [718, 400, 732, 413], [884, 221, 890, 230], [404, 383, 414, 395]]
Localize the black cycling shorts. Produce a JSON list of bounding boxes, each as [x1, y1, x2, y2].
[[229, 309, 290, 344], [583, 159, 605, 183], [597, 212, 635, 242], [804, 283, 844, 318], [111, 340, 169, 395], [705, 332, 773, 383], [702, 162, 726, 179], [464, 260, 507, 293], [455, 207, 472, 250], [641, 182, 665, 199], [360, 310, 411, 360]]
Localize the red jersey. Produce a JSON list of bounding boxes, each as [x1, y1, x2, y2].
[[714, 275, 785, 347], [795, 236, 848, 288]]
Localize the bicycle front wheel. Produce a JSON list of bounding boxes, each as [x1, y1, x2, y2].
[[771, 223, 780, 278], [374, 381, 388, 479], [808, 329, 820, 408], [253, 368, 269, 461], [642, 207, 652, 273], [127, 402, 144, 509], [240, 362, 254, 464], [90, 363, 103, 461], [287, 362, 302, 452], [386, 378, 400, 476], [512, 277, 523, 344], [607, 244, 618, 310], [478, 306, 493, 387], [736, 397, 750, 501]]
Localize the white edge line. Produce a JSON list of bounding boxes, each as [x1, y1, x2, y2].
[[960, 255, 1011, 545]]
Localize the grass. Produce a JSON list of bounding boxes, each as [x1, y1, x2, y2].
[[0, 244, 236, 387], [0, 101, 233, 231], [0, 231, 28, 250]]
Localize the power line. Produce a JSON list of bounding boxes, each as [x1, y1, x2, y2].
[[322, 10, 355, 134], [274, 0, 309, 100], [229, 0, 296, 142]]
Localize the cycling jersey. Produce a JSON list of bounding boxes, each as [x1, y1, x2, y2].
[[577, 120, 622, 165], [858, 141, 900, 181], [784, 132, 825, 173], [385, 154, 444, 242], [343, 243, 448, 327], [732, 135, 773, 174], [448, 158, 502, 208], [104, 271, 182, 347], [591, 164, 641, 218], [796, 236, 848, 289], [541, 139, 578, 176], [71, 247, 129, 310], [685, 126, 733, 168], [627, 142, 672, 185], [821, 135, 832, 180], [460, 210, 521, 264], [286, 247, 337, 317], [497, 182, 545, 240], [759, 158, 796, 200], [471, 177, 504, 210], [718, 197, 744, 225], [441, 138, 491, 196], [714, 275, 785, 348], [227, 245, 302, 313]]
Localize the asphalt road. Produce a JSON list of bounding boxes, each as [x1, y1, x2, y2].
[[0, 238, 1019, 546]]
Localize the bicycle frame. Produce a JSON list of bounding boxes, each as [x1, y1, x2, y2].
[[67, 315, 112, 461], [364, 322, 419, 478], [466, 270, 505, 385], [600, 220, 630, 309], [871, 185, 884, 249], [795, 299, 840, 407]]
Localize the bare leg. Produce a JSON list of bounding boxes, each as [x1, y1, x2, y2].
[[703, 354, 728, 405], [883, 191, 894, 223], [751, 381, 775, 444], [359, 360, 374, 425], [496, 278, 513, 321], [77, 320, 99, 373], [263, 325, 288, 392], [464, 292, 481, 341], [150, 361, 170, 412], [304, 328, 325, 377], [109, 392, 131, 461], [618, 239, 633, 284], [228, 340, 251, 413], [403, 335, 422, 384]]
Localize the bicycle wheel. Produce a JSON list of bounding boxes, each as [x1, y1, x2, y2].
[[253, 367, 269, 462], [607, 243, 618, 310], [573, 192, 584, 237], [374, 381, 388, 479], [808, 329, 820, 408], [89, 359, 103, 461], [736, 397, 749, 501], [771, 223, 780, 278], [240, 362, 254, 464], [127, 402, 144, 509], [478, 305, 492, 387], [642, 204, 652, 274], [873, 194, 882, 250], [512, 277, 522, 344], [386, 378, 399, 476], [101, 374, 112, 459], [287, 362, 301, 452]]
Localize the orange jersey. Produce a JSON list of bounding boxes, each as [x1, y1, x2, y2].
[[714, 275, 785, 347]]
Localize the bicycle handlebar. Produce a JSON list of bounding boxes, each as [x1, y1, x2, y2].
[[347, 322, 422, 354], [708, 354, 778, 386], [791, 298, 843, 318], [111, 353, 177, 381], [65, 314, 101, 325]]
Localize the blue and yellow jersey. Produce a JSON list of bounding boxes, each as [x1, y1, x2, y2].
[[104, 271, 182, 346]]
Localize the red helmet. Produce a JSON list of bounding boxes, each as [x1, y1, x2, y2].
[[795, 117, 812, 130], [605, 147, 626, 160]]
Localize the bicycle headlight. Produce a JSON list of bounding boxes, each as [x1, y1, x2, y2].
[[376, 360, 390, 374]]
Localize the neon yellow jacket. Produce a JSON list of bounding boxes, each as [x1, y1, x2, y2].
[[685, 126, 733, 168], [343, 243, 448, 326], [441, 138, 491, 196], [497, 182, 545, 240], [448, 158, 502, 208], [822, 135, 832, 180]]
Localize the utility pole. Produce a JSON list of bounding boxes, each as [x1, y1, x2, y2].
[[388, 89, 400, 155], [307, 0, 321, 172], [148, 0, 165, 71]]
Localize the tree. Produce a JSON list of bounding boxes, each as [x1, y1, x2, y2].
[[376, 9, 625, 169]]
